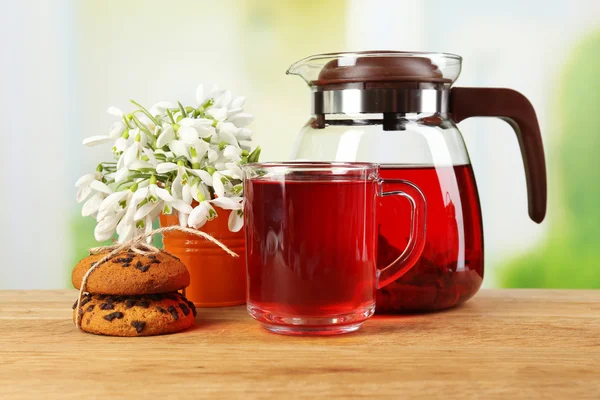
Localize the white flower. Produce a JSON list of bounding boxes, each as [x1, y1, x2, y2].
[[228, 209, 244, 232], [223, 145, 242, 162], [188, 201, 217, 229], [82, 121, 126, 147], [94, 188, 137, 242], [212, 171, 227, 197], [187, 182, 217, 229], [179, 118, 215, 139], [75, 172, 111, 218], [211, 196, 243, 210], [227, 113, 254, 128], [107, 106, 123, 117], [133, 181, 192, 223], [170, 139, 209, 168], [223, 162, 243, 180], [150, 101, 176, 117], [217, 123, 241, 147], [119, 129, 147, 169], [156, 125, 175, 148]]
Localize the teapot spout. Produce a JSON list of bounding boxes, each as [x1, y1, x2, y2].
[[286, 55, 324, 86]]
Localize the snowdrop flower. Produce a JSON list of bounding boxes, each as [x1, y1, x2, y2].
[[179, 117, 215, 139], [170, 139, 209, 169], [228, 209, 244, 232], [156, 124, 175, 148], [120, 129, 146, 169], [212, 171, 228, 198], [75, 170, 112, 218], [217, 122, 241, 148], [223, 145, 242, 162], [211, 196, 243, 210], [107, 106, 124, 117], [150, 101, 176, 117], [93, 183, 143, 242], [223, 162, 243, 180], [115, 148, 158, 184], [188, 182, 217, 229], [227, 112, 254, 128], [133, 176, 192, 224], [82, 120, 127, 147]]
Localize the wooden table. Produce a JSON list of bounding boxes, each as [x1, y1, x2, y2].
[[0, 290, 598, 399]]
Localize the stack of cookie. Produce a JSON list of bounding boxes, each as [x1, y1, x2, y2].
[[72, 250, 196, 336]]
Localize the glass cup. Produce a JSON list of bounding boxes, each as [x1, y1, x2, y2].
[[243, 162, 426, 335]]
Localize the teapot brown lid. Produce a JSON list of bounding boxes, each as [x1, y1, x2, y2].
[[314, 52, 450, 86]]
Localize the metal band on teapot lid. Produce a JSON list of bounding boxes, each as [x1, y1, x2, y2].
[[312, 88, 449, 114]]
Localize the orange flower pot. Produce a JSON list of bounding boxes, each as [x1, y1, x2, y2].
[[160, 211, 246, 307]]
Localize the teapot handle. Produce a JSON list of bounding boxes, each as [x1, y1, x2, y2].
[[450, 87, 547, 223]]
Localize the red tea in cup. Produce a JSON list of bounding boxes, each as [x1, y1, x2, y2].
[[243, 162, 426, 335]]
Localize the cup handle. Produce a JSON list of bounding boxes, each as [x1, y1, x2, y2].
[[377, 179, 427, 289]]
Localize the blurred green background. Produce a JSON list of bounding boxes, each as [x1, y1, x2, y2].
[[500, 32, 600, 288], [1, 0, 598, 289]]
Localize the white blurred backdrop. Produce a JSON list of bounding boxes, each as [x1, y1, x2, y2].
[[1, 0, 599, 289]]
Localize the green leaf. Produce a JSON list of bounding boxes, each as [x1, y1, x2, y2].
[[131, 114, 153, 137], [130, 99, 160, 126], [248, 146, 261, 163], [166, 109, 176, 124], [178, 101, 188, 117]]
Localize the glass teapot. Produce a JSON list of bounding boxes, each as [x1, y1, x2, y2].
[[287, 51, 547, 312]]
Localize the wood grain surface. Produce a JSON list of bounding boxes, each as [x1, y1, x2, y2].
[[0, 290, 598, 399]]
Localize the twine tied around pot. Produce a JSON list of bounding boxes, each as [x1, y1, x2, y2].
[[74, 226, 238, 329]]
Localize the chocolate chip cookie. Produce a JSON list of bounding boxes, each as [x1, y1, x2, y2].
[[72, 251, 190, 295], [73, 292, 196, 336]]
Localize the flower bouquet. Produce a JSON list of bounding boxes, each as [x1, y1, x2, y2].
[[76, 84, 260, 306]]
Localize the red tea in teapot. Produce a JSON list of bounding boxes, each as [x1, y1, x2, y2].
[[376, 164, 484, 312], [287, 51, 547, 312]]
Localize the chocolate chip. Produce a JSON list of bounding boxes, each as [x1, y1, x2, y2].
[[80, 297, 91, 307], [150, 259, 161, 264], [78, 308, 84, 316], [167, 306, 179, 320], [100, 303, 114, 310], [137, 301, 150, 308], [148, 255, 157, 260], [87, 305, 95, 312], [125, 299, 137, 308], [97, 294, 107, 300], [186, 300, 197, 317], [122, 263, 131, 268], [135, 260, 143, 268], [113, 296, 127, 303], [103, 312, 124, 322], [135, 263, 150, 272], [104, 296, 114, 303], [115, 257, 133, 263], [131, 321, 146, 334], [178, 303, 190, 316], [156, 307, 167, 314], [72, 300, 78, 310]]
